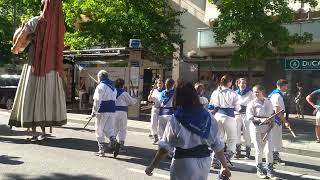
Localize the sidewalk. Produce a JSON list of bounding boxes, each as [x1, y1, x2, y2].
[[281, 114, 320, 157], [68, 113, 320, 158]]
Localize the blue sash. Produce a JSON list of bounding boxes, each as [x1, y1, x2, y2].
[[97, 79, 116, 113], [160, 89, 174, 105], [216, 107, 235, 118], [101, 79, 115, 91], [174, 107, 211, 138], [116, 88, 125, 98], [268, 88, 284, 99], [236, 88, 251, 96], [208, 104, 215, 110], [268, 89, 284, 126], [98, 100, 116, 113], [115, 106, 128, 112], [174, 144, 211, 159], [159, 107, 173, 115]]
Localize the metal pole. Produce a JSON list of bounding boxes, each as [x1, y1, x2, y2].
[[71, 61, 76, 107]]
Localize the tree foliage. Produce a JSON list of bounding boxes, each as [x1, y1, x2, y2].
[[209, 0, 318, 67], [0, 0, 183, 65], [63, 0, 184, 64], [0, 0, 40, 63]]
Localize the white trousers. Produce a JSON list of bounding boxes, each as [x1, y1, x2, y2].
[[250, 123, 273, 165], [215, 114, 237, 153], [150, 107, 160, 135], [235, 114, 251, 146], [271, 124, 282, 152], [170, 157, 211, 180], [158, 115, 171, 140], [114, 111, 128, 143], [95, 113, 115, 143]]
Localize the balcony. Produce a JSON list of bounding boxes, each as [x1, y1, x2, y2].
[[197, 27, 237, 55], [197, 20, 320, 54], [283, 20, 320, 43]]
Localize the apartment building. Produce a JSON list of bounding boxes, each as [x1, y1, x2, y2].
[[171, 0, 320, 98]]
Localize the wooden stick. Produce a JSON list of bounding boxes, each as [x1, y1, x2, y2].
[[259, 110, 284, 125], [83, 116, 94, 129], [287, 126, 297, 138]]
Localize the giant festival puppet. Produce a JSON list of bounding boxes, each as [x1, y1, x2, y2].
[[9, 0, 67, 141]]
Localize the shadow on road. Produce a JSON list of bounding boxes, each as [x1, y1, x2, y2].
[[0, 136, 171, 171], [0, 155, 24, 165], [0, 125, 30, 136], [282, 160, 320, 173], [57, 126, 95, 133], [3, 173, 107, 180]]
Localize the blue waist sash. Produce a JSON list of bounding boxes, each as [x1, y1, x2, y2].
[[217, 107, 235, 118], [159, 107, 173, 116], [174, 144, 211, 159], [115, 106, 128, 112], [98, 100, 116, 113], [274, 115, 281, 126]]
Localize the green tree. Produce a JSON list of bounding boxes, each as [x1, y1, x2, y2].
[[0, 0, 40, 64], [63, 0, 184, 64], [209, 0, 317, 68], [1, 0, 183, 65]]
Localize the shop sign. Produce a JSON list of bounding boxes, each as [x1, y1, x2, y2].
[[285, 59, 320, 70]]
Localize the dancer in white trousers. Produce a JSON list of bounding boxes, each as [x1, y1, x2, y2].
[[247, 85, 276, 179], [92, 70, 120, 158], [210, 75, 240, 160], [145, 83, 231, 180], [234, 78, 254, 159], [114, 78, 138, 151], [158, 78, 175, 140], [148, 79, 164, 144], [268, 79, 290, 164]]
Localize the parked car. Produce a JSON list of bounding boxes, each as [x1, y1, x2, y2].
[[0, 74, 20, 109]]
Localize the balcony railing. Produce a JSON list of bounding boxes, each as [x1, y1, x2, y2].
[[198, 20, 320, 49]]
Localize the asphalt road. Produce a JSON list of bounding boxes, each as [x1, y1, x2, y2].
[[0, 112, 319, 180]]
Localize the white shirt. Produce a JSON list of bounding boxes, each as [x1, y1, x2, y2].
[[159, 114, 224, 153], [235, 90, 255, 115], [116, 91, 137, 107], [199, 96, 209, 110], [237, 90, 255, 106], [149, 89, 162, 108], [270, 92, 285, 112], [158, 89, 174, 108], [209, 86, 241, 111], [247, 98, 274, 122], [92, 83, 117, 114]]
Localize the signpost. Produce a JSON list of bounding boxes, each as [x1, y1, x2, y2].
[[285, 59, 320, 71]]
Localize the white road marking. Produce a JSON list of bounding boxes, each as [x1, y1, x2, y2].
[[127, 168, 170, 179], [232, 160, 320, 180]]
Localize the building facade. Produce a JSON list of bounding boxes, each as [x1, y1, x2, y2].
[[171, 0, 320, 93]]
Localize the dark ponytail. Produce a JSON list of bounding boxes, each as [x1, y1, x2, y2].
[[165, 78, 175, 91], [220, 74, 233, 86]]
